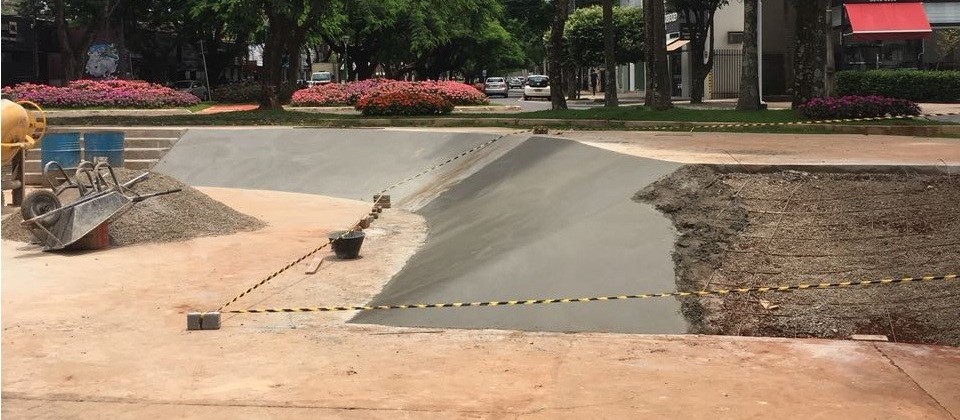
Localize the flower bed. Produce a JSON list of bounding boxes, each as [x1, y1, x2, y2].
[[1, 80, 200, 108], [796, 95, 921, 120], [355, 89, 453, 116], [290, 79, 487, 109]]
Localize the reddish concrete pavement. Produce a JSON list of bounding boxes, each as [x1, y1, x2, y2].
[[3, 188, 957, 419]]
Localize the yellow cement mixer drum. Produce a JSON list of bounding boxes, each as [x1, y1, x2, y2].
[[2, 99, 47, 163]]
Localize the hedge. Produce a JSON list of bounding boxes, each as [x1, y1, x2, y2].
[[1, 80, 200, 108], [796, 95, 921, 120], [835, 70, 960, 103], [211, 82, 298, 104]]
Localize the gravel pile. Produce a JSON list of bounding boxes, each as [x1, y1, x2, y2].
[[1, 168, 265, 246]]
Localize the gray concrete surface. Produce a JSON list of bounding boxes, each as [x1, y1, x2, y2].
[[153, 128, 508, 201], [155, 128, 685, 333], [352, 137, 686, 333]]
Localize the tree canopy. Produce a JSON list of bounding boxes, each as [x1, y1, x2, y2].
[[564, 5, 643, 68]]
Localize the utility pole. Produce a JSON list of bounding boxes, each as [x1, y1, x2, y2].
[[199, 40, 213, 101]]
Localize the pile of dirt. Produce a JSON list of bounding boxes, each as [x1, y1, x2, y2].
[[639, 165, 960, 346], [1, 168, 265, 246]]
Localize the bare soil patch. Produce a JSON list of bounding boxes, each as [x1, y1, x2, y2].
[[1, 168, 265, 246], [638, 166, 960, 346]]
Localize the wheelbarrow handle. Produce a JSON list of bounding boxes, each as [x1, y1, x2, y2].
[[131, 188, 182, 203]]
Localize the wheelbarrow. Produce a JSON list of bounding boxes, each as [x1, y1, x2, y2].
[[19, 161, 180, 251]]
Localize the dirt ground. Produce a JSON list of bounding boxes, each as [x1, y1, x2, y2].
[[3, 186, 959, 418], [639, 166, 960, 346]]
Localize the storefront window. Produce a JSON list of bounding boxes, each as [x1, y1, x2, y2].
[[840, 39, 924, 70]]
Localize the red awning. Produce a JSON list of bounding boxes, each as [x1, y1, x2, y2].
[[845, 2, 932, 42]]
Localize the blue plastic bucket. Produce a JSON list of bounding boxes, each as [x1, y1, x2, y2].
[[40, 132, 82, 169], [84, 131, 125, 166]]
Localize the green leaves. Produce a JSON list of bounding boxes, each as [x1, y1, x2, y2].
[[564, 5, 644, 67]]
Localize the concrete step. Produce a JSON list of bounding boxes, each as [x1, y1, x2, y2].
[[49, 128, 186, 139], [24, 159, 159, 185], [25, 148, 168, 161]]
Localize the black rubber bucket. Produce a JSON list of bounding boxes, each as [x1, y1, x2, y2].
[[328, 230, 365, 259]]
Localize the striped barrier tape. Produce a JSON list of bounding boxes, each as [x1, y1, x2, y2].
[[217, 131, 523, 311], [223, 274, 956, 314], [641, 111, 960, 131]]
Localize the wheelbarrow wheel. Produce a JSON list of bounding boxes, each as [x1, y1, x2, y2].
[[22, 190, 62, 226]]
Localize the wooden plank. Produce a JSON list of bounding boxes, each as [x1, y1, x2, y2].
[[304, 256, 324, 274]]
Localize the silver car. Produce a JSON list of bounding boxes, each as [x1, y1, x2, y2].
[[484, 77, 509, 97], [172, 80, 208, 100]]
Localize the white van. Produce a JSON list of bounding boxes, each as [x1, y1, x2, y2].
[[307, 71, 333, 87]]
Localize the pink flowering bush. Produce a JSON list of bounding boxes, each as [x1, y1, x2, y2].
[[355, 88, 453, 116], [290, 79, 487, 108], [1, 80, 200, 108], [290, 83, 353, 106], [797, 95, 921, 120]]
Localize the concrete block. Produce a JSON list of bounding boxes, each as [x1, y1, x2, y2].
[[373, 194, 391, 209], [186, 312, 221, 330]]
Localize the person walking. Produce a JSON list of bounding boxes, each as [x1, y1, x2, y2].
[[590, 69, 598, 96]]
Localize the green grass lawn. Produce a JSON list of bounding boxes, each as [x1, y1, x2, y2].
[[45, 106, 953, 136]]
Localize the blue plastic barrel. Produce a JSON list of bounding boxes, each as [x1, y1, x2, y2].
[[40, 132, 82, 169], [84, 131, 125, 166]]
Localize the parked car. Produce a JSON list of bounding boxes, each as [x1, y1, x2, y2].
[[522, 75, 550, 100], [484, 77, 509, 97], [172, 80, 208, 100], [508, 77, 524, 88], [307, 71, 333, 87]]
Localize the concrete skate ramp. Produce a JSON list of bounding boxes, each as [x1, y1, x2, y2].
[[353, 137, 687, 333], [153, 128, 504, 200]]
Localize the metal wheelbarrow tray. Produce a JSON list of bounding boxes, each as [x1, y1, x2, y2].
[[20, 161, 180, 251]]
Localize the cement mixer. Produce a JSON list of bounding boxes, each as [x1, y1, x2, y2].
[[2, 98, 47, 205]]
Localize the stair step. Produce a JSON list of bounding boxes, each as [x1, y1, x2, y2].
[[24, 159, 159, 185], [25, 148, 168, 161], [49, 128, 186, 139]]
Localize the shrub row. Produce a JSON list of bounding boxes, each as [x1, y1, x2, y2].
[[797, 95, 921, 120], [835, 70, 960, 103], [1, 80, 200, 108], [211, 82, 297, 104], [290, 79, 487, 115]]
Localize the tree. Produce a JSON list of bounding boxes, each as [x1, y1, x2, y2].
[[564, 6, 644, 69], [548, 0, 569, 110], [668, 0, 727, 103], [643, 0, 671, 109], [602, 0, 617, 106], [935, 28, 960, 70], [502, 0, 553, 72], [790, 0, 827, 106], [736, 0, 759, 110], [21, 0, 126, 82]]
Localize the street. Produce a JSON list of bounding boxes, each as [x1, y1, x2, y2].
[[487, 88, 610, 112]]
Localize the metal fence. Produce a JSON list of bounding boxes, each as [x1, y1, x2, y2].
[[711, 49, 741, 99]]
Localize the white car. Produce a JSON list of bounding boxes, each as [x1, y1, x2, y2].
[[523, 75, 550, 100]]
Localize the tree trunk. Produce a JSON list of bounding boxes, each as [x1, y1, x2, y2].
[[643, 0, 672, 110], [737, 0, 761, 111], [548, 0, 569, 110], [689, 39, 706, 103], [259, 12, 288, 110], [603, 0, 618, 107], [565, 65, 577, 100], [791, 0, 828, 107]]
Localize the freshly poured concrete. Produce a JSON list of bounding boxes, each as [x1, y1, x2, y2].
[[353, 137, 686, 333], [153, 128, 507, 200], [155, 129, 685, 333]]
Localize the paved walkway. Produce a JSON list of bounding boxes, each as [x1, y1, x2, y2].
[[3, 188, 957, 419], [556, 130, 960, 167], [194, 104, 259, 114]]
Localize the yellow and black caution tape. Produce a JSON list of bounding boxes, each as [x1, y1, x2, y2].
[[217, 131, 523, 311], [641, 111, 960, 132], [223, 274, 956, 314]]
